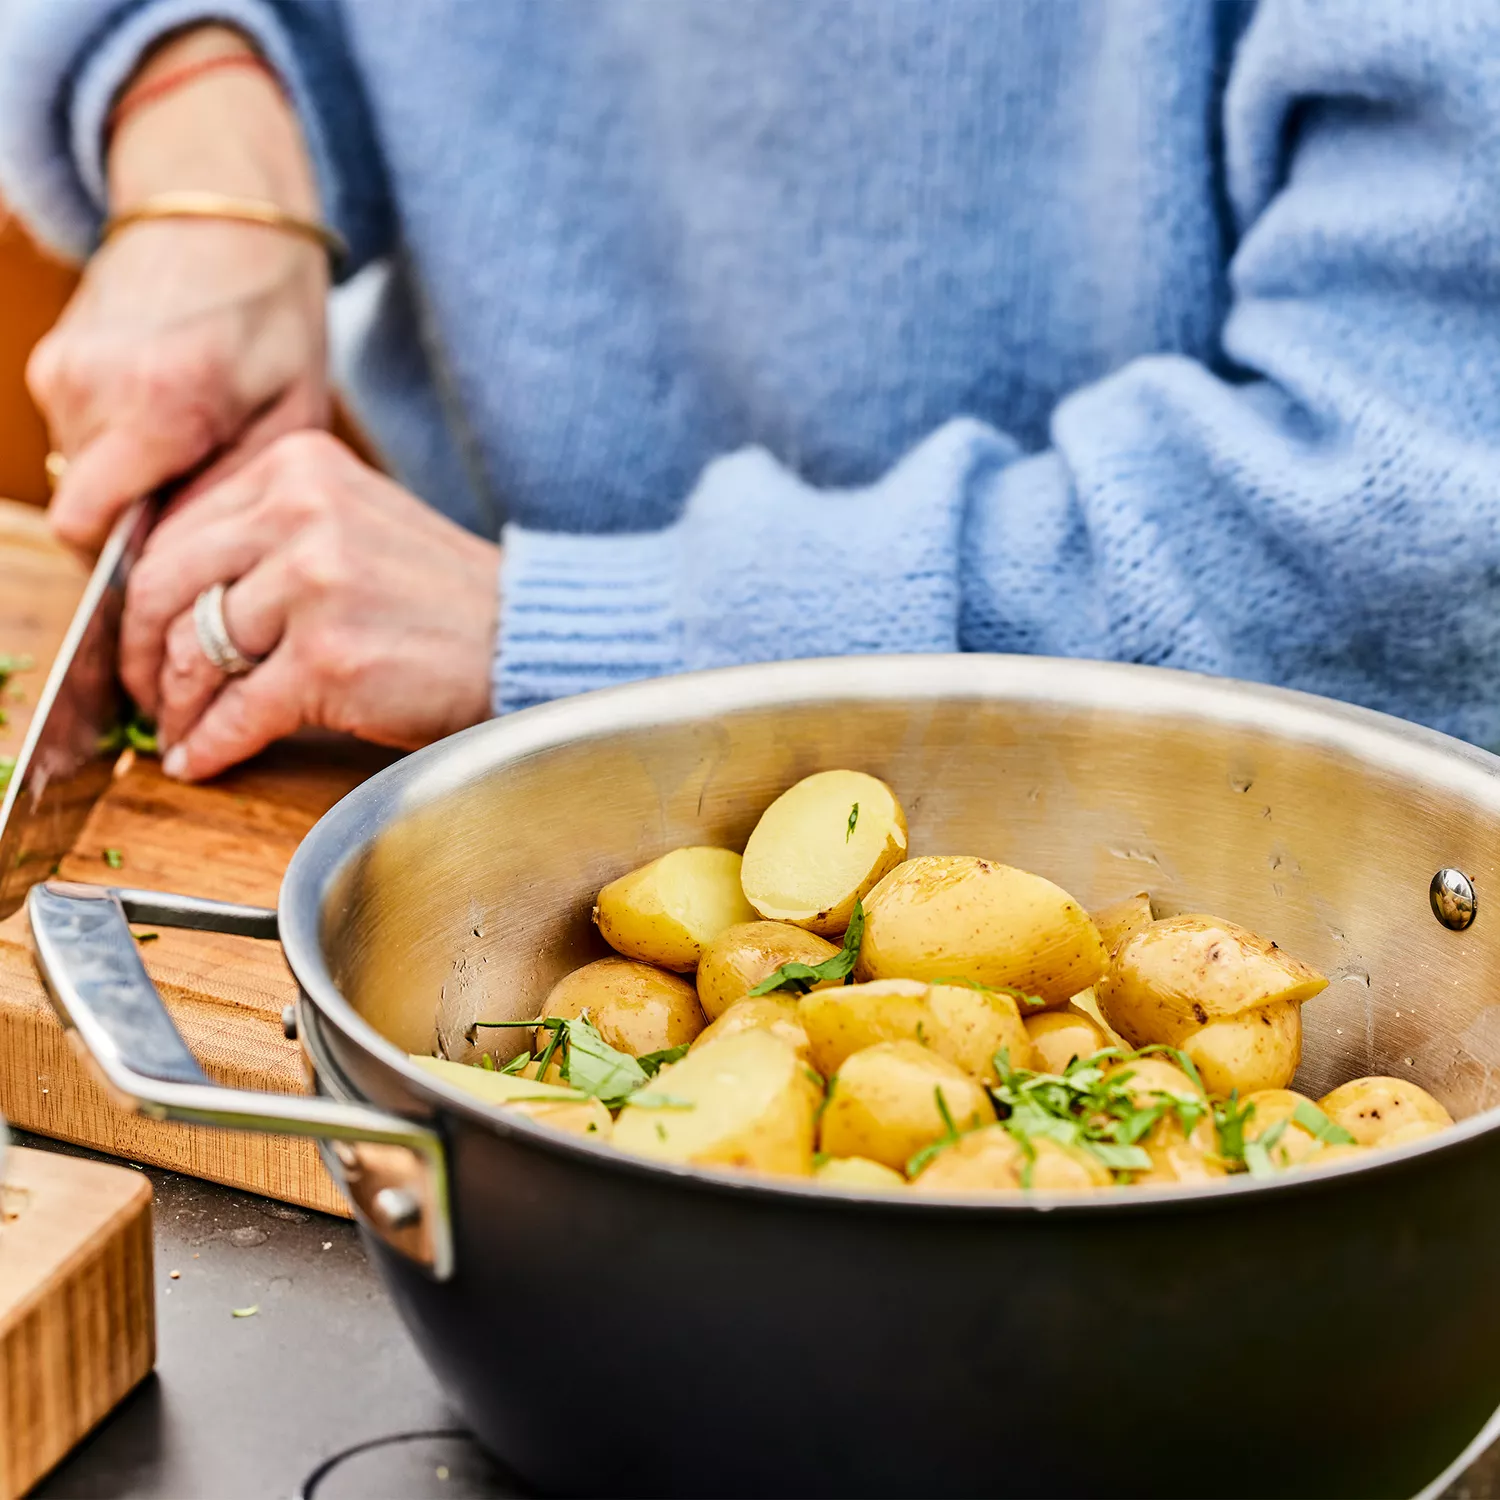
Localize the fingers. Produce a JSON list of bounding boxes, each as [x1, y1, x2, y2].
[[162, 650, 303, 783], [154, 556, 292, 751]]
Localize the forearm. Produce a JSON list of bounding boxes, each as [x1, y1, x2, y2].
[[106, 24, 319, 217]]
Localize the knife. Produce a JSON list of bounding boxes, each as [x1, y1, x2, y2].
[[0, 497, 157, 920]]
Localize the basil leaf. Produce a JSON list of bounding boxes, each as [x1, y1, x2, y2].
[[748, 900, 866, 996], [1244, 1140, 1278, 1179], [1292, 1099, 1356, 1146], [1087, 1141, 1153, 1171], [560, 1013, 649, 1104], [636, 1043, 691, 1078], [498, 1052, 532, 1076]]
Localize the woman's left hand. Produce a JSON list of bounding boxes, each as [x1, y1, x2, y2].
[[121, 430, 500, 781]]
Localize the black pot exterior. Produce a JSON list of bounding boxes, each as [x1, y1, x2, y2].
[[349, 1091, 1500, 1499]]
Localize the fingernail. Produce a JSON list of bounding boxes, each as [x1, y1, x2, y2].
[[163, 747, 187, 780]]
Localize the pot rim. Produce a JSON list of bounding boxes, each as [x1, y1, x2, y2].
[[281, 652, 1500, 1215]]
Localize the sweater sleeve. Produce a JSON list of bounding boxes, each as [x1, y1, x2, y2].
[[499, 0, 1500, 746], [0, 0, 392, 274]]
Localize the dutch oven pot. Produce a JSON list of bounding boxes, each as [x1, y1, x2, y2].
[[26, 655, 1500, 1498]]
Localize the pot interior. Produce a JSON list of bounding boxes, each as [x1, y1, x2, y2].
[[307, 657, 1500, 1120]]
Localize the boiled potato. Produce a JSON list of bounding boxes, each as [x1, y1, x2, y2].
[[1241, 1088, 1323, 1168], [594, 847, 756, 970], [799, 978, 1033, 1083], [740, 769, 908, 935], [1025, 1006, 1108, 1074], [613, 1029, 821, 1175], [813, 1155, 907, 1191], [696, 921, 841, 1020], [538, 957, 706, 1057], [856, 855, 1109, 1008], [1298, 1143, 1372, 1172], [819, 1041, 994, 1171], [1318, 1076, 1453, 1146], [1108, 1056, 1224, 1183], [1378, 1119, 1449, 1148], [1093, 891, 1154, 956], [1179, 1001, 1303, 1098], [911, 1125, 1109, 1194], [1098, 914, 1324, 1094], [408, 1055, 612, 1140], [690, 995, 812, 1063]]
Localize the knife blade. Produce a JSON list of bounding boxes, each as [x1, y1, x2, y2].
[[0, 497, 157, 919]]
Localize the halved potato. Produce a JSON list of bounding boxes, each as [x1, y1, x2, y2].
[[539, 957, 705, 1057], [798, 978, 1033, 1083], [1093, 892, 1154, 956], [595, 847, 757, 970], [613, 1029, 821, 1176], [813, 1155, 906, 1191], [690, 995, 812, 1063], [740, 770, 908, 935], [696, 920, 841, 1020], [1097, 913, 1327, 1049], [1024, 1006, 1108, 1075], [1179, 1001, 1303, 1098], [855, 855, 1109, 1008], [911, 1125, 1109, 1194], [1318, 1076, 1453, 1146], [409, 1054, 612, 1140], [1236, 1088, 1321, 1168], [819, 1041, 994, 1171]]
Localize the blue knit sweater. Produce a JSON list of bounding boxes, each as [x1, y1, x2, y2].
[[5, 2, 1500, 740]]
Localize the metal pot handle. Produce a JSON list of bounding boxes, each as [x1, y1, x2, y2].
[[27, 880, 452, 1278]]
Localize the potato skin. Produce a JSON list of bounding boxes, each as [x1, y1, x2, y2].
[[813, 1156, 907, 1191], [595, 846, 757, 971], [911, 1125, 1109, 1195], [690, 995, 812, 1064], [819, 1041, 995, 1172], [696, 921, 841, 1020], [539, 957, 705, 1057], [798, 978, 1034, 1083], [1024, 1006, 1108, 1075], [1092, 892, 1155, 957], [740, 769, 909, 935], [1318, 1076, 1453, 1146], [855, 855, 1109, 1008], [613, 1029, 822, 1176], [1098, 913, 1327, 1049], [1179, 1001, 1302, 1098]]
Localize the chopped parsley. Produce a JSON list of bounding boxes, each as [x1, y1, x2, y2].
[[134, 931, 160, 944], [103, 847, 124, 870], [748, 901, 865, 996], [0, 756, 14, 796], [846, 802, 859, 841]]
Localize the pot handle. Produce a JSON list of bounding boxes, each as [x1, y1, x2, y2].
[[26, 880, 452, 1279]]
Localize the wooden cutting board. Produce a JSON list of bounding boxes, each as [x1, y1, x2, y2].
[[1, 1145, 154, 1500], [0, 498, 398, 1215]]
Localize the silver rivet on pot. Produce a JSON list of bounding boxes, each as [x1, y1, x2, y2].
[[371, 1186, 423, 1231], [1430, 868, 1477, 930], [281, 1003, 298, 1040]]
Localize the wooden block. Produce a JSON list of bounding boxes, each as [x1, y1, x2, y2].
[[0, 500, 394, 1215], [0, 1146, 154, 1499]]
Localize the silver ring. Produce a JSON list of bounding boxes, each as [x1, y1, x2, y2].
[[193, 582, 261, 677]]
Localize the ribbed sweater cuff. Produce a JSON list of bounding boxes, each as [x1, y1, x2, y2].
[[495, 526, 685, 715]]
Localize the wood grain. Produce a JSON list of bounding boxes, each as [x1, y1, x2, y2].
[[0, 497, 396, 1215], [0, 1145, 154, 1500]]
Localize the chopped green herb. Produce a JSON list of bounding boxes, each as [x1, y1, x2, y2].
[[846, 802, 859, 841], [636, 1043, 691, 1078], [905, 1086, 965, 1176], [1213, 1093, 1255, 1165], [125, 716, 159, 755], [134, 931, 160, 944], [103, 848, 124, 870], [623, 1092, 695, 1110], [497, 1051, 531, 1076], [1292, 1099, 1356, 1146], [477, 1053, 496, 1071], [0, 756, 14, 796], [231, 1305, 259, 1319], [749, 900, 866, 996], [0, 709, 7, 728], [0, 653, 34, 683], [655, 1122, 667, 1141], [812, 1151, 831, 1167], [933, 974, 1047, 1009]]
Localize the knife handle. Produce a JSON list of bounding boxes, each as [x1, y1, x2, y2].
[[27, 879, 452, 1278]]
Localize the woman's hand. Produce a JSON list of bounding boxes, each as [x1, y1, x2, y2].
[[121, 431, 501, 780], [27, 25, 329, 551]]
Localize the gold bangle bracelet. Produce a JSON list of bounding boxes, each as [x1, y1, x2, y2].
[[100, 191, 348, 265]]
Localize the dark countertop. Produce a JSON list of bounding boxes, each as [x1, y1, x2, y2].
[[20, 1127, 1500, 1500]]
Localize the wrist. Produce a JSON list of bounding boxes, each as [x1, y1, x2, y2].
[[105, 26, 318, 218]]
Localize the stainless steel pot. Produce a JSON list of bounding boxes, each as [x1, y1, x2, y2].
[[28, 655, 1500, 1497]]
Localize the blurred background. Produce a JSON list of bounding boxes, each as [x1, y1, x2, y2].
[[0, 199, 74, 507]]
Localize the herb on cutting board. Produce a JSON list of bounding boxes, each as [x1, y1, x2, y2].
[[103, 848, 124, 870], [0, 757, 14, 796]]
